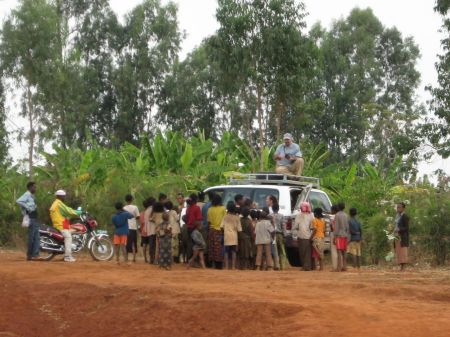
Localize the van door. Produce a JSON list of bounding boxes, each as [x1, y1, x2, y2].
[[293, 184, 312, 213]]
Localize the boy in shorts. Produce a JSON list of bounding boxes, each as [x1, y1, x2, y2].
[[334, 202, 349, 272], [112, 202, 134, 264], [187, 222, 206, 269], [348, 208, 362, 269], [221, 202, 242, 270]]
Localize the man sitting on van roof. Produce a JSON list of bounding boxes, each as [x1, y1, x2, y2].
[[273, 133, 304, 176]]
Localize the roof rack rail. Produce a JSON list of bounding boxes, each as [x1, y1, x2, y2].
[[228, 173, 320, 188]]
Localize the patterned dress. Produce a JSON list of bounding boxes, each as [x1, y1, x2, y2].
[[157, 220, 172, 268]]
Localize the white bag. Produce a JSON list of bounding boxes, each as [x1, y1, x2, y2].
[[21, 214, 30, 228]]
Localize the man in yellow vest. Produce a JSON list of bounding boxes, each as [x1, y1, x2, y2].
[[49, 190, 81, 262]]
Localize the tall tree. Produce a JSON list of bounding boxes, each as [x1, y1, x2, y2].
[[113, 0, 182, 146], [428, 0, 450, 157], [211, 0, 312, 170], [310, 8, 422, 170], [0, 0, 60, 176], [0, 78, 8, 166]]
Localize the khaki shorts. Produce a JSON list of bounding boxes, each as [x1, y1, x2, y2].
[[347, 241, 361, 256]]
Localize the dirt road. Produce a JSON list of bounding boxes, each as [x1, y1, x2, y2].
[[1, 250, 449, 337]]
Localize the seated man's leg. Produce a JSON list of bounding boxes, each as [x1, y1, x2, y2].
[[275, 165, 291, 174], [290, 157, 304, 176], [61, 229, 73, 258]]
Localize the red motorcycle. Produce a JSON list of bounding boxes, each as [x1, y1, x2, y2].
[[39, 212, 114, 261]]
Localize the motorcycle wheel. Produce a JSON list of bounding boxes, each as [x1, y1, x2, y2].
[[89, 237, 114, 261], [39, 236, 57, 261]]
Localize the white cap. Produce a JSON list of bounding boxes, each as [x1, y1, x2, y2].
[[283, 133, 293, 141], [55, 190, 66, 196]]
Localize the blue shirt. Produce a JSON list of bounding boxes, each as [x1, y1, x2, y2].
[[202, 201, 212, 229], [349, 218, 362, 241], [112, 210, 133, 236], [16, 191, 37, 217], [275, 143, 302, 166]]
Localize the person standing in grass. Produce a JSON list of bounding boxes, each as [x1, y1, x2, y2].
[[254, 211, 274, 271], [311, 207, 325, 271], [334, 202, 350, 272], [394, 202, 410, 272], [187, 222, 206, 269], [348, 208, 362, 269], [156, 212, 172, 270], [221, 202, 242, 270], [123, 194, 140, 263], [112, 202, 133, 264]]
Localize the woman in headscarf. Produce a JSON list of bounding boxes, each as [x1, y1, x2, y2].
[[292, 202, 314, 271]]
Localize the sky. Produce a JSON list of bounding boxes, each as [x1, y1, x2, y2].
[[0, 0, 448, 178]]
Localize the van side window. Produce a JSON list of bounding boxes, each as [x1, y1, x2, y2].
[[290, 189, 302, 211], [308, 191, 331, 213]]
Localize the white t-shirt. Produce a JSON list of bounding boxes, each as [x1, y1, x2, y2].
[[123, 204, 140, 230]]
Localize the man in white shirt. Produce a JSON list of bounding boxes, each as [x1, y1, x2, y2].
[[123, 194, 140, 262], [273, 133, 304, 176]]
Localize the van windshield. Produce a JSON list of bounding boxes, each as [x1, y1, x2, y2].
[[210, 188, 279, 209]]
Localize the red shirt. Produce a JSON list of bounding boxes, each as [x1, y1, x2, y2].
[[186, 204, 202, 231]]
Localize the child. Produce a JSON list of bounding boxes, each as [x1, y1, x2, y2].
[[329, 205, 339, 271], [311, 207, 325, 271], [165, 201, 181, 263], [238, 207, 254, 270], [149, 202, 165, 265], [123, 194, 140, 262], [221, 202, 242, 270], [271, 203, 286, 270], [334, 202, 349, 272], [156, 212, 172, 270], [254, 211, 274, 270], [140, 198, 154, 263], [187, 222, 206, 269], [348, 208, 362, 269], [112, 201, 134, 264]]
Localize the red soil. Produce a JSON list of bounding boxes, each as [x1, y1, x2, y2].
[[1, 250, 449, 337]]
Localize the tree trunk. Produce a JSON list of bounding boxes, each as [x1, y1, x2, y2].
[[26, 85, 35, 178], [275, 99, 284, 142], [256, 83, 264, 172]]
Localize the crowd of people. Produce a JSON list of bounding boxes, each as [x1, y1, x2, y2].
[[110, 190, 369, 271], [16, 180, 410, 271]]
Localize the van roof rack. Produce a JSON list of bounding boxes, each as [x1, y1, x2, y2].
[[228, 173, 320, 188]]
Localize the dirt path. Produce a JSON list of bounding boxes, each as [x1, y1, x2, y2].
[[0, 250, 449, 337]]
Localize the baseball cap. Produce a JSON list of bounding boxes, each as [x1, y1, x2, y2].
[[283, 133, 293, 141], [55, 190, 66, 196]]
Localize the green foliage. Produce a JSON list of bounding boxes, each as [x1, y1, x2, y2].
[[0, 79, 8, 166], [427, 0, 450, 157]]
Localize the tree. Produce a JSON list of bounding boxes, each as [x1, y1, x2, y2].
[[0, 78, 8, 166], [427, 0, 450, 157], [158, 45, 224, 140], [113, 0, 182, 146], [210, 0, 312, 170], [309, 8, 422, 171], [0, 0, 60, 176]]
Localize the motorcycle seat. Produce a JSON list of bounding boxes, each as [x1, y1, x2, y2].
[[39, 224, 61, 234]]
